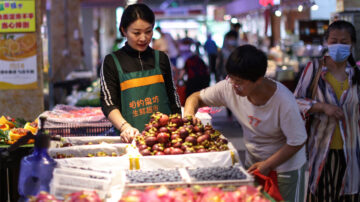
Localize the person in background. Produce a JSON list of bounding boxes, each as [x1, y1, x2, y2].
[[217, 31, 238, 82], [100, 4, 181, 143], [183, 53, 210, 98], [231, 22, 247, 46], [184, 45, 307, 202], [178, 29, 194, 61], [217, 31, 239, 119], [294, 20, 360, 201], [204, 34, 218, 79], [154, 26, 179, 67]]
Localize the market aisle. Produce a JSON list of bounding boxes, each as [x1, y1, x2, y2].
[[209, 107, 246, 163]]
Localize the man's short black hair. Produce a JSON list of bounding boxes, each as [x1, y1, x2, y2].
[[225, 45, 267, 82]]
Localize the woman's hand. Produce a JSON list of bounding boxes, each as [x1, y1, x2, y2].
[[247, 161, 272, 176], [120, 123, 139, 143], [321, 103, 344, 120]]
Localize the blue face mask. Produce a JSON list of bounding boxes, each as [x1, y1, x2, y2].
[[327, 44, 351, 62]]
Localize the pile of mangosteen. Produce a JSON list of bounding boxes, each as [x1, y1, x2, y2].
[[135, 112, 229, 156]]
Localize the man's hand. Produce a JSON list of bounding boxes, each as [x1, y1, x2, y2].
[[183, 114, 201, 125], [247, 161, 272, 176], [120, 124, 139, 143]]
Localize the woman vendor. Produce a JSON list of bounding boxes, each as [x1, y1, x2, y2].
[[100, 3, 181, 143]]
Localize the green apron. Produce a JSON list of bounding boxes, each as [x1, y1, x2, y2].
[[110, 50, 171, 132]]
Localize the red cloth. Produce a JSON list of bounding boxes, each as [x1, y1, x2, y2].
[[176, 84, 186, 106], [253, 169, 283, 201]]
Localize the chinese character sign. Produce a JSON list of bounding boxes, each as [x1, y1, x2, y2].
[[130, 96, 160, 118], [0, 33, 37, 89], [0, 0, 35, 33]]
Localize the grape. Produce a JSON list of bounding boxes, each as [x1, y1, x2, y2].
[[187, 166, 246, 181], [126, 169, 182, 183]]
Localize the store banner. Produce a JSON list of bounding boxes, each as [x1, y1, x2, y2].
[[0, 33, 37, 89], [0, 0, 36, 33]]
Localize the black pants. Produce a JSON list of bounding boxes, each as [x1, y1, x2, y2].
[[208, 54, 217, 75]]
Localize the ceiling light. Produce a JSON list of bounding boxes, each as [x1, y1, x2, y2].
[[127, 0, 137, 5], [298, 5, 303, 12], [311, 4, 319, 10], [275, 10, 282, 17], [231, 18, 238, 23]]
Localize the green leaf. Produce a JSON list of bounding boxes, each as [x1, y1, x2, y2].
[[13, 118, 27, 128], [0, 129, 9, 141]]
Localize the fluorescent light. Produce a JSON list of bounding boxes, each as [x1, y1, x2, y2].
[[275, 10, 282, 17], [127, 0, 137, 5], [311, 4, 319, 10]]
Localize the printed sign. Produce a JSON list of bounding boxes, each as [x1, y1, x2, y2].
[[0, 33, 37, 89], [0, 0, 36, 33]]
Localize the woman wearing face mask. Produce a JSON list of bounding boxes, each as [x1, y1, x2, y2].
[[100, 4, 181, 143], [294, 20, 360, 201]]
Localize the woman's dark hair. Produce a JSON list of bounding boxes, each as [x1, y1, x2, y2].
[[225, 45, 267, 82], [119, 3, 155, 37], [324, 20, 360, 85]]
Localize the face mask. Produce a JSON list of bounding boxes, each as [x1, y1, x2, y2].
[[227, 39, 237, 47], [327, 44, 351, 62]]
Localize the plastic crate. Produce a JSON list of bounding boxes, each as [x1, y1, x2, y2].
[[40, 105, 113, 137], [45, 125, 112, 137]]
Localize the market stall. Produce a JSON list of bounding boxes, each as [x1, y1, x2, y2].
[[0, 106, 275, 201]]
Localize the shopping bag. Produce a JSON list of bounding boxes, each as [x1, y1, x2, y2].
[[253, 169, 283, 201]]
